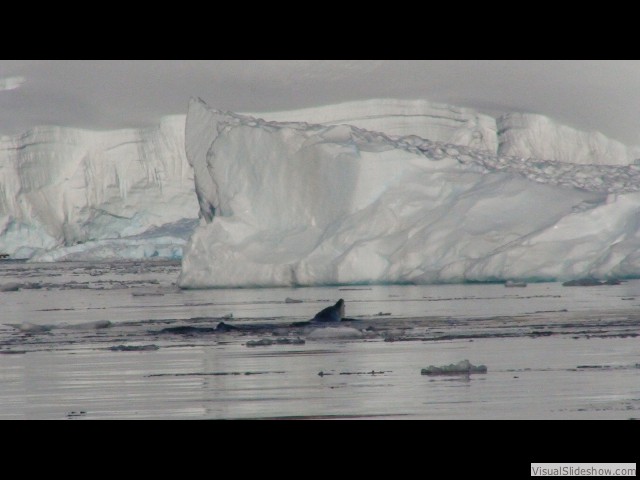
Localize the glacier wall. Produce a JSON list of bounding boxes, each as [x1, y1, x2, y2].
[[2, 97, 639, 263], [0, 99, 504, 261], [178, 99, 640, 288], [0, 116, 199, 259], [497, 113, 640, 165]]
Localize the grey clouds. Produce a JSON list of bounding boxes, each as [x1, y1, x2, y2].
[[0, 60, 638, 145]]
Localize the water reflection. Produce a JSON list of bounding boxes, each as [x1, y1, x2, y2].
[[1, 261, 639, 419]]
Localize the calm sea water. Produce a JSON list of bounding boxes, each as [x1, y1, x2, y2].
[[0, 261, 638, 419]]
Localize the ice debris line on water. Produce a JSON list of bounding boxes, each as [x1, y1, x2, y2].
[[178, 98, 640, 288]]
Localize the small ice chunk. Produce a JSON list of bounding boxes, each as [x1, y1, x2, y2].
[[562, 278, 622, 287], [0, 283, 21, 292], [62, 320, 112, 330], [421, 359, 487, 375], [5, 322, 53, 333]]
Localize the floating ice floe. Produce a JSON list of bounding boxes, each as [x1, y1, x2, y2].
[[4, 319, 111, 332], [562, 278, 622, 286], [109, 344, 159, 352], [246, 337, 305, 347], [4, 322, 53, 333], [62, 320, 112, 330], [285, 297, 303, 303], [421, 359, 487, 375], [0, 282, 21, 292], [307, 327, 364, 340]]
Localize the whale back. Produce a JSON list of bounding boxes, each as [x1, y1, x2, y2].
[[313, 298, 345, 322]]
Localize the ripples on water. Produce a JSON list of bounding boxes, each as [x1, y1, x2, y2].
[[0, 260, 638, 419]]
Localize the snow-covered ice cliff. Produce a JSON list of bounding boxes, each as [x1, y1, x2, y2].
[[178, 98, 640, 288], [2, 97, 638, 263], [0, 116, 198, 260]]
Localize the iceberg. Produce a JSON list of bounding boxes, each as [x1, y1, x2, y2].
[[0, 99, 499, 261], [0, 116, 198, 259], [178, 99, 640, 288], [2, 97, 639, 263]]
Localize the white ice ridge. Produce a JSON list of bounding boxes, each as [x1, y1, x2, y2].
[[498, 113, 640, 166], [178, 98, 640, 288], [245, 98, 498, 153], [0, 116, 198, 260], [248, 100, 640, 166]]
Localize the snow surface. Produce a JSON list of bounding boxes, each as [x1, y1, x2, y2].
[[245, 98, 498, 153], [178, 99, 640, 288], [0, 117, 198, 259], [251, 100, 640, 166], [498, 113, 640, 165]]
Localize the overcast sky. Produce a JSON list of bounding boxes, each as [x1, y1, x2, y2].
[[0, 60, 638, 145]]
